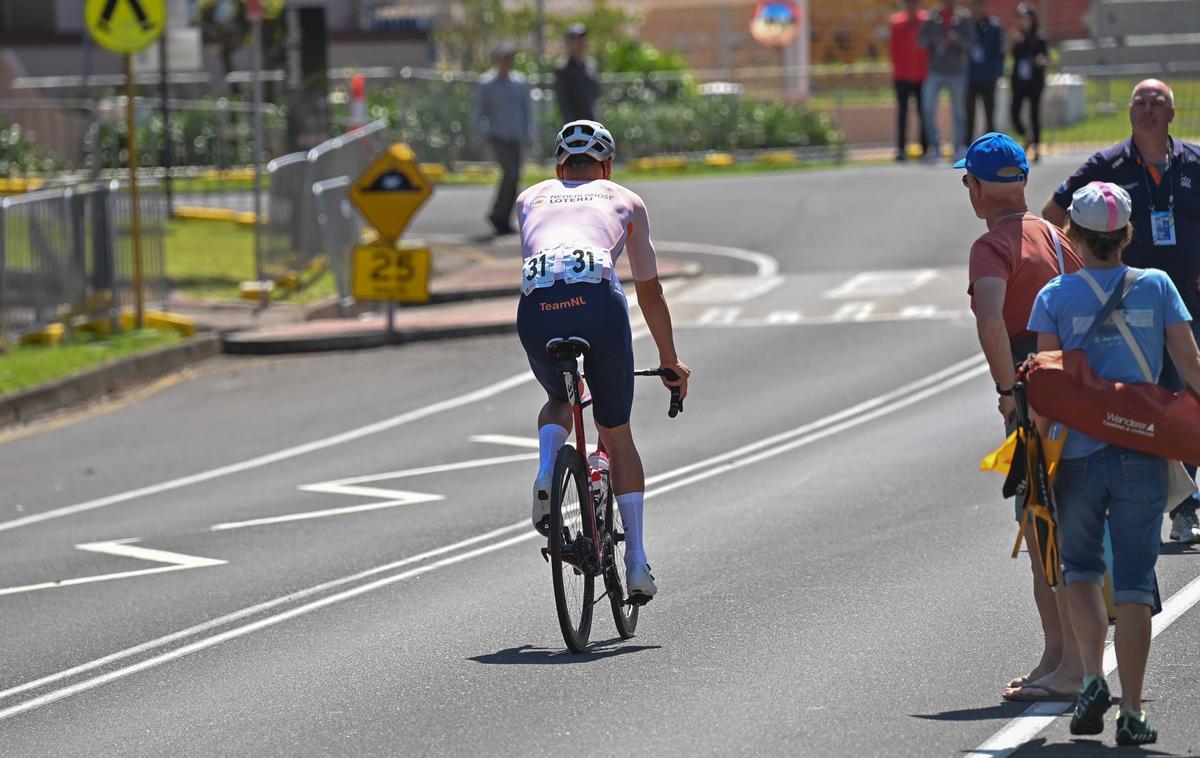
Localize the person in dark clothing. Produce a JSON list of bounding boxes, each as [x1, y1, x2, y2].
[[555, 23, 600, 123], [1010, 2, 1049, 161], [889, 0, 929, 161], [967, 0, 1005, 141], [473, 43, 532, 236]]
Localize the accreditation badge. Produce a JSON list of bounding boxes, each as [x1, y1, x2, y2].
[[1151, 210, 1177, 246]]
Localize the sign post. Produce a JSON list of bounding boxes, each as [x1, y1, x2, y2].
[[85, 0, 166, 330], [248, 0, 265, 304], [348, 144, 435, 339]]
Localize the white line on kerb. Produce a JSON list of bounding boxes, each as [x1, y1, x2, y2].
[[967, 572, 1200, 757], [0, 353, 990, 720]]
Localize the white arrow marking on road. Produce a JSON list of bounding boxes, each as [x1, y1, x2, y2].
[[469, 434, 540, 449], [211, 484, 444, 532], [824, 269, 938, 299], [0, 539, 226, 597]]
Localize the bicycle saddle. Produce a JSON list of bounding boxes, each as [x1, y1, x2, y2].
[[544, 336, 591, 360]]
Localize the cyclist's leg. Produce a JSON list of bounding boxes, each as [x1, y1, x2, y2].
[[597, 423, 647, 564], [518, 289, 579, 531]]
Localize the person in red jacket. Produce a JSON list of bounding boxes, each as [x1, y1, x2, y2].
[[890, 0, 930, 161]]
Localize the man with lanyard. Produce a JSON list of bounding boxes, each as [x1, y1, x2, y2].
[[962, 132, 1086, 700], [515, 120, 691, 601], [1043, 79, 1200, 542]]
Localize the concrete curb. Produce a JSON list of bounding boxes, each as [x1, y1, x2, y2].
[[221, 320, 517, 356], [0, 334, 221, 428]]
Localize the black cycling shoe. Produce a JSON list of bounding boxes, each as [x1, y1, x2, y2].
[[1116, 710, 1158, 746], [1069, 676, 1112, 736]]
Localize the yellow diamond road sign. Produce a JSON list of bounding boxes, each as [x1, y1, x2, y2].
[[85, 0, 166, 55], [350, 144, 434, 244]]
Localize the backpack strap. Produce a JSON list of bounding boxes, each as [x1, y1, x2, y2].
[[1042, 218, 1066, 274], [1077, 268, 1153, 381]]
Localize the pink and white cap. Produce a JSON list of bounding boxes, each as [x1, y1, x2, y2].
[[1068, 181, 1132, 233]]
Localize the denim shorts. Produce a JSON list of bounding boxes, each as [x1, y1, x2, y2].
[[1054, 445, 1167, 607]]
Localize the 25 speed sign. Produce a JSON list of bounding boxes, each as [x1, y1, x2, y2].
[[351, 244, 431, 303]]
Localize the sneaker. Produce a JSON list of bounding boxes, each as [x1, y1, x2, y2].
[[532, 472, 551, 536], [1116, 709, 1158, 746], [1170, 509, 1200, 542], [626, 562, 657, 599], [1069, 676, 1112, 736]]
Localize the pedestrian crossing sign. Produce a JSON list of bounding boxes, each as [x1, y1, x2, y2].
[[86, 0, 166, 55], [350, 144, 434, 244]]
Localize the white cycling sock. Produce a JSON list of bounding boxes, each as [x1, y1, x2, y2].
[[537, 424, 569, 481], [616, 492, 646, 566]]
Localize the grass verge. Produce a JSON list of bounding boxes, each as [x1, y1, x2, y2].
[[0, 329, 182, 395], [165, 219, 337, 303]]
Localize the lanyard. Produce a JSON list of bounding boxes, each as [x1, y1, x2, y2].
[[1137, 139, 1175, 213]]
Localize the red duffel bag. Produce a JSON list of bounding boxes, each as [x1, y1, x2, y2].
[[1020, 349, 1200, 467]]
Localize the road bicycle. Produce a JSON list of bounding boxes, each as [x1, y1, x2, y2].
[[540, 336, 682, 654]]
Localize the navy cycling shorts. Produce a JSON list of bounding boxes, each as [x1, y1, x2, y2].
[[517, 279, 635, 428]]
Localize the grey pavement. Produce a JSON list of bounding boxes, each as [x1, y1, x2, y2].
[[6, 154, 1200, 757]]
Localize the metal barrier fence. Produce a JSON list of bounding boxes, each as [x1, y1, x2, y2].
[[0, 180, 167, 342], [311, 176, 361, 310], [258, 119, 388, 287]]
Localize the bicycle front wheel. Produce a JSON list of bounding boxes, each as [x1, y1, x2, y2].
[[549, 443, 595, 653]]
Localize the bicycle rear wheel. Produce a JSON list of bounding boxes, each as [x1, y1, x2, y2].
[[549, 444, 595, 653], [605, 487, 639, 638]]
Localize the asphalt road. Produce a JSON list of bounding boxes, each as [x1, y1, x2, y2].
[[6, 156, 1200, 757]]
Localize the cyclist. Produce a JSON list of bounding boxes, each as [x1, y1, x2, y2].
[[516, 119, 690, 601]]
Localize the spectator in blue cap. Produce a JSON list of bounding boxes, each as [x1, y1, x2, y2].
[[960, 131, 1086, 701]]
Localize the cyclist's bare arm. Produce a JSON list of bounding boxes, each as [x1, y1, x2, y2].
[[634, 278, 690, 400], [625, 196, 689, 399]]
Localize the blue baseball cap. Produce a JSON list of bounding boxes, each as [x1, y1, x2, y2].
[[954, 132, 1029, 182]]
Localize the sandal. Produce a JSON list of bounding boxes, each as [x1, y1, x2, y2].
[[1069, 676, 1112, 736]]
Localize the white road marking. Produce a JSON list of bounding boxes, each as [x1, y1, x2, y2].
[[967, 572, 1200, 757], [824, 269, 938, 299], [651, 240, 780, 278], [679, 309, 972, 329], [675, 275, 785, 304], [766, 310, 803, 325], [0, 522, 530, 704], [469, 434, 541, 449], [0, 354, 993, 719], [900, 304, 940, 319], [0, 539, 226, 597], [697, 307, 741, 326], [0, 371, 536, 535], [209, 453, 540, 531], [832, 302, 876, 322]]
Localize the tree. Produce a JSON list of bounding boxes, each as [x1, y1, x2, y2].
[[195, 0, 285, 77]]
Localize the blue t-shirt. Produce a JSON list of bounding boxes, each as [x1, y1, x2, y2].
[[1028, 266, 1191, 459]]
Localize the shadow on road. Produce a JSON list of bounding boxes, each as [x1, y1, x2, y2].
[[1002, 737, 1181, 756], [913, 703, 1032, 721], [469, 640, 660, 665], [1159, 542, 1200, 556]]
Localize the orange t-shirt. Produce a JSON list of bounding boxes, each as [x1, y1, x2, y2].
[[968, 213, 1083, 340]]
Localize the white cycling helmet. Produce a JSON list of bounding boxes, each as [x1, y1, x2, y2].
[[554, 120, 616, 165]]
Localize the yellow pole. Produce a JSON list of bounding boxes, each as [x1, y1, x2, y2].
[[125, 53, 145, 329]]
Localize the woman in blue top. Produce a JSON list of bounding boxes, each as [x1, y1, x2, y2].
[[1029, 181, 1200, 746]]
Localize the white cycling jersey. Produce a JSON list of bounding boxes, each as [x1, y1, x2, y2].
[[516, 179, 659, 284]]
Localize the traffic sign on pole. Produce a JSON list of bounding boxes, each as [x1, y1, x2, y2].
[[85, 0, 166, 55], [351, 243, 432, 304], [349, 144, 433, 244]]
